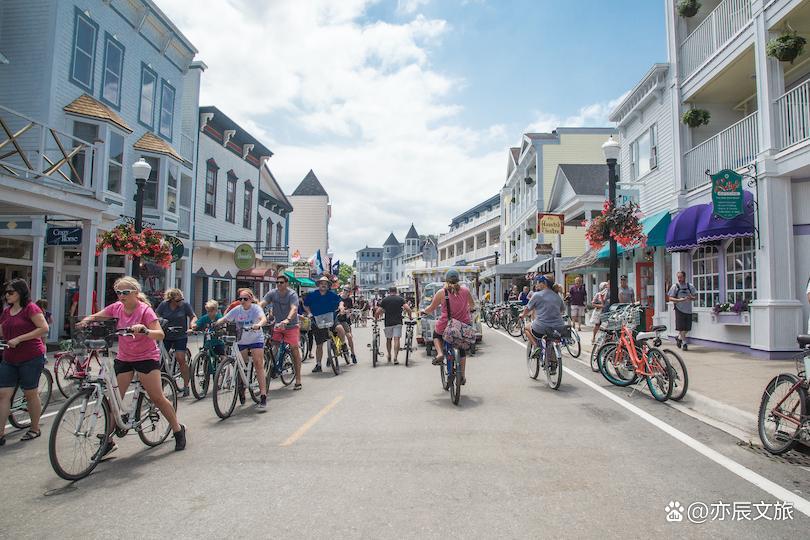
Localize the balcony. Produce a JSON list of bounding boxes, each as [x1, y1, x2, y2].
[[679, 0, 753, 81], [683, 111, 759, 190], [439, 208, 500, 244], [775, 78, 810, 151]]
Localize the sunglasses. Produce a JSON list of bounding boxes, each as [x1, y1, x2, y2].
[[239, 297, 252, 301], [4, 290, 16, 295], [277, 280, 288, 284], [115, 290, 134, 296]]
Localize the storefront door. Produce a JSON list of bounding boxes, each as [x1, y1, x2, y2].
[[636, 262, 654, 330]]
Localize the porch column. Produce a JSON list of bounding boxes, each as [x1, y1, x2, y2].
[[750, 174, 802, 352], [31, 234, 45, 300], [96, 247, 107, 308], [653, 248, 667, 326], [77, 219, 98, 316], [752, 8, 785, 156]]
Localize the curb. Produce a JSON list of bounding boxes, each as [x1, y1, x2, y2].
[[666, 390, 758, 443]]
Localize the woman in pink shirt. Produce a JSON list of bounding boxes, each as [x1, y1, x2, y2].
[[84, 276, 185, 453]]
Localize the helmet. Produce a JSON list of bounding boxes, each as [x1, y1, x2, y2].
[[445, 268, 460, 283]]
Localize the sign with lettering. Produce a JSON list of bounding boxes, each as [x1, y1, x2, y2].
[[234, 243, 256, 270], [293, 266, 311, 279], [535, 243, 554, 255], [261, 248, 289, 263], [537, 213, 565, 235], [164, 235, 184, 263], [710, 169, 744, 220], [46, 227, 82, 246]]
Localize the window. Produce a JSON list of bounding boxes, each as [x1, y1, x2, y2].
[[213, 279, 231, 305], [276, 223, 283, 247], [142, 156, 160, 209], [70, 9, 98, 91], [167, 163, 178, 214], [139, 64, 157, 128], [691, 246, 720, 308], [159, 80, 175, 140], [266, 217, 273, 248], [631, 125, 657, 180], [225, 174, 236, 223], [107, 131, 124, 193], [70, 121, 98, 185], [101, 34, 124, 108], [243, 183, 253, 229], [205, 160, 218, 217], [179, 173, 192, 209], [725, 238, 757, 304]]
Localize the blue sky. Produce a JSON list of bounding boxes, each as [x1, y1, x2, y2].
[[161, 0, 667, 261]]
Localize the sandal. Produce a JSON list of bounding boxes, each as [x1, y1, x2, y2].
[[432, 355, 444, 366], [293, 383, 302, 391], [0, 435, 6, 446], [21, 429, 41, 441]]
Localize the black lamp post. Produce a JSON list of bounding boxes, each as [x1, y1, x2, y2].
[[131, 157, 152, 281], [602, 136, 620, 306]]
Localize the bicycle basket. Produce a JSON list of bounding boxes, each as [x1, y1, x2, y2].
[[70, 318, 118, 349], [299, 316, 312, 332], [600, 312, 623, 331], [314, 312, 335, 329], [213, 322, 238, 340]]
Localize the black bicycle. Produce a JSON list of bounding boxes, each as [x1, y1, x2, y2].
[[370, 317, 381, 368], [403, 318, 416, 366]]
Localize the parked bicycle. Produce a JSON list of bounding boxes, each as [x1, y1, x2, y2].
[[403, 316, 417, 366], [369, 316, 381, 368], [0, 340, 52, 430], [53, 318, 108, 398], [562, 315, 581, 358]]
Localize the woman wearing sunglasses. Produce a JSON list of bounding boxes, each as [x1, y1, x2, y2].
[[0, 278, 50, 445], [83, 276, 186, 453], [215, 289, 269, 411]]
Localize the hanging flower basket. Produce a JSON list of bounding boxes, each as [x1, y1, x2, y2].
[[584, 200, 646, 249], [682, 108, 711, 128], [767, 29, 807, 64], [676, 0, 700, 18], [525, 227, 535, 236], [96, 224, 173, 268]]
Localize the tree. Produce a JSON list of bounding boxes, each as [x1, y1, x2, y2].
[[338, 262, 354, 286]]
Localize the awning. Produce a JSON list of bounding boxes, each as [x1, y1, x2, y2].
[[490, 256, 551, 276], [283, 271, 316, 288], [696, 190, 754, 244], [563, 247, 608, 273], [236, 268, 277, 282], [597, 210, 671, 258], [666, 204, 711, 252]]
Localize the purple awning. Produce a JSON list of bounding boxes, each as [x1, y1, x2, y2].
[[696, 190, 755, 243], [665, 204, 711, 252]]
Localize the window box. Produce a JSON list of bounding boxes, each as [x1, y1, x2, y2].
[[710, 311, 750, 325]]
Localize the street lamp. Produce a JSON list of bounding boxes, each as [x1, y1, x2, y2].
[[601, 135, 620, 306], [131, 157, 152, 281]]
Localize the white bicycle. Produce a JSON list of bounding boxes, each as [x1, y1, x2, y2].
[[211, 332, 263, 418]]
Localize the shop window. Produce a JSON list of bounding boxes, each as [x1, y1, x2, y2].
[[0, 238, 33, 260], [213, 279, 231, 305], [725, 237, 757, 304], [691, 246, 720, 308]]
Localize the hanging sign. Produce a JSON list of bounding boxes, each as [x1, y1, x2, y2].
[[537, 213, 565, 235], [46, 227, 82, 246], [164, 235, 185, 263], [234, 243, 256, 270], [710, 169, 744, 219]]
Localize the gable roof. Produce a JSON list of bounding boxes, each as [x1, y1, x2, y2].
[[557, 164, 608, 196], [405, 224, 419, 239], [64, 94, 133, 134], [383, 232, 399, 246], [510, 147, 520, 163], [133, 132, 184, 163], [291, 170, 328, 196]]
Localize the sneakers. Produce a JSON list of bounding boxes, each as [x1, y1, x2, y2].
[[181, 387, 190, 398], [293, 383, 302, 391], [393, 359, 399, 365], [173, 424, 186, 451], [255, 396, 268, 413], [351, 354, 357, 364], [675, 337, 682, 349], [312, 364, 323, 373], [681, 343, 688, 351], [94, 439, 118, 460], [548, 361, 558, 376], [432, 355, 444, 366]]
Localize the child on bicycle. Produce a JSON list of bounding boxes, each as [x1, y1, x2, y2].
[[189, 300, 225, 357]]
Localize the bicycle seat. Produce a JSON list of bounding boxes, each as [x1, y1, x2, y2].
[[404, 320, 417, 326], [223, 336, 237, 344], [650, 325, 667, 333], [798, 335, 810, 348], [84, 339, 107, 350]]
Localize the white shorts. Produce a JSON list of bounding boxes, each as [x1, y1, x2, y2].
[[384, 325, 402, 338], [570, 305, 586, 318]]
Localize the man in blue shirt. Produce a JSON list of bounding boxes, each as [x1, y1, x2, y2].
[[303, 276, 347, 373]]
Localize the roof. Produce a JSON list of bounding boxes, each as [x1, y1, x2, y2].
[[291, 170, 328, 197], [510, 147, 520, 163], [133, 132, 184, 162], [405, 224, 419, 239], [558, 164, 609, 196], [383, 233, 399, 246], [609, 63, 669, 124], [64, 94, 133, 134], [450, 194, 501, 225], [524, 132, 558, 140], [199, 106, 273, 160]]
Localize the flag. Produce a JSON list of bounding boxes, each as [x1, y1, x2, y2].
[[308, 250, 324, 274], [331, 259, 340, 275]]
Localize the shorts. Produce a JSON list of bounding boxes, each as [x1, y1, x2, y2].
[[384, 325, 402, 339], [0, 356, 46, 390], [238, 343, 264, 352], [163, 338, 188, 352], [313, 325, 337, 345], [114, 359, 161, 375], [570, 305, 586, 318], [530, 325, 570, 341], [431, 332, 466, 358], [339, 321, 352, 334], [675, 309, 693, 332], [272, 326, 301, 347]]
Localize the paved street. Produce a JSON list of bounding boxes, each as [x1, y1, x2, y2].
[[2, 325, 810, 539]]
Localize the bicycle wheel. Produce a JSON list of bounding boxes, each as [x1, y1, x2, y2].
[[565, 328, 581, 358], [662, 349, 689, 401], [49, 387, 109, 481], [449, 354, 461, 405], [506, 318, 522, 337], [405, 331, 412, 366], [190, 351, 210, 400], [279, 349, 295, 387], [136, 373, 177, 447], [330, 341, 341, 375], [645, 348, 673, 402], [526, 341, 540, 380], [758, 373, 807, 455], [54, 353, 79, 398], [440, 353, 448, 391], [212, 358, 238, 419], [299, 332, 309, 359], [596, 342, 635, 387], [9, 369, 53, 429], [247, 359, 261, 403], [545, 342, 562, 390], [372, 336, 379, 368], [590, 333, 604, 372]]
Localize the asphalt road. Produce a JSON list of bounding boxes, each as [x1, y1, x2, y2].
[[2, 324, 810, 539]]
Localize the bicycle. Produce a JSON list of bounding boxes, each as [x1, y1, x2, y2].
[[504, 303, 525, 338], [0, 341, 53, 430], [53, 318, 108, 398], [188, 327, 225, 399], [562, 315, 581, 358], [48, 326, 178, 481], [403, 317, 417, 366], [757, 335, 810, 455], [212, 329, 262, 419], [437, 334, 463, 406], [158, 324, 191, 395], [313, 313, 341, 376], [262, 324, 297, 387], [299, 315, 312, 360], [369, 317, 381, 368], [525, 326, 564, 390]]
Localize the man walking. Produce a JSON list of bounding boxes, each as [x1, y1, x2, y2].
[[518, 286, 530, 305], [375, 286, 412, 364], [260, 274, 303, 390], [618, 275, 635, 304], [667, 271, 697, 350], [567, 276, 587, 331]]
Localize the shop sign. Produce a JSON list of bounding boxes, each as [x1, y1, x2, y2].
[[46, 227, 82, 246], [293, 264, 311, 279], [164, 235, 185, 263], [234, 243, 256, 270], [535, 243, 554, 255], [537, 213, 565, 235], [710, 169, 744, 220], [609, 188, 639, 206], [261, 248, 289, 263]]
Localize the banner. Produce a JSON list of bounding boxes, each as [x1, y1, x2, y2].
[[710, 169, 744, 220], [538, 213, 565, 235]]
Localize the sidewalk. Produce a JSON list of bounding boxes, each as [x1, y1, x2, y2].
[[576, 327, 798, 441]]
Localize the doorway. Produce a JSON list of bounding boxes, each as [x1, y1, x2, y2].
[[636, 262, 654, 330]]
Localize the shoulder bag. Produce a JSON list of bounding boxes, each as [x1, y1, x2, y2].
[[442, 288, 476, 350]]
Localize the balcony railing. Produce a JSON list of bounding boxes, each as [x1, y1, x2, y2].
[[683, 111, 758, 190], [179, 132, 195, 163], [440, 208, 500, 242], [0, 104, 99, 196], [679, 0, 752, 80], [776, 79, 810, 151]]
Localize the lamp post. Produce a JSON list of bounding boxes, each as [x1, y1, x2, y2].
[[602, 136, 620, 306], [131, 157, 152, 281]]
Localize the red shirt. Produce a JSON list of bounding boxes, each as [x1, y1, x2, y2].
[[0, 303, 47, 364]]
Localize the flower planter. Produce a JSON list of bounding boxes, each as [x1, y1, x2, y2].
[[677, 0, 700, 18], [767, 31, 807, 64], [682, 109, 710, 128], [711, 312, 750, 325]]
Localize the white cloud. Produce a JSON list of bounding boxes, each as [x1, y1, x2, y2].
[[526, 93, 629, 133], [158, 0, 507, 262], [397, 0, 431, 15]]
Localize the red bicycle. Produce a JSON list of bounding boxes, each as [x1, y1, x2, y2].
[[53, 319, 112, 398]]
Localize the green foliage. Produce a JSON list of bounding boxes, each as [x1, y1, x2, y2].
[[682, 109, 711, 128], [767, 30, 807, 63], [338, 262, 354, 286], [676, 0, 700, 17]]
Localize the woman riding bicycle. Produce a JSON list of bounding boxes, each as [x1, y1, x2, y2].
[[155, 288, 197, 397], [0, 278, 50, 445], [83, 276, 186, 453], [420, 269, 475, 383]]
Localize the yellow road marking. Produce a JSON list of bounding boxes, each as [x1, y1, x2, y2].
[[280, 395, 344, 447]]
